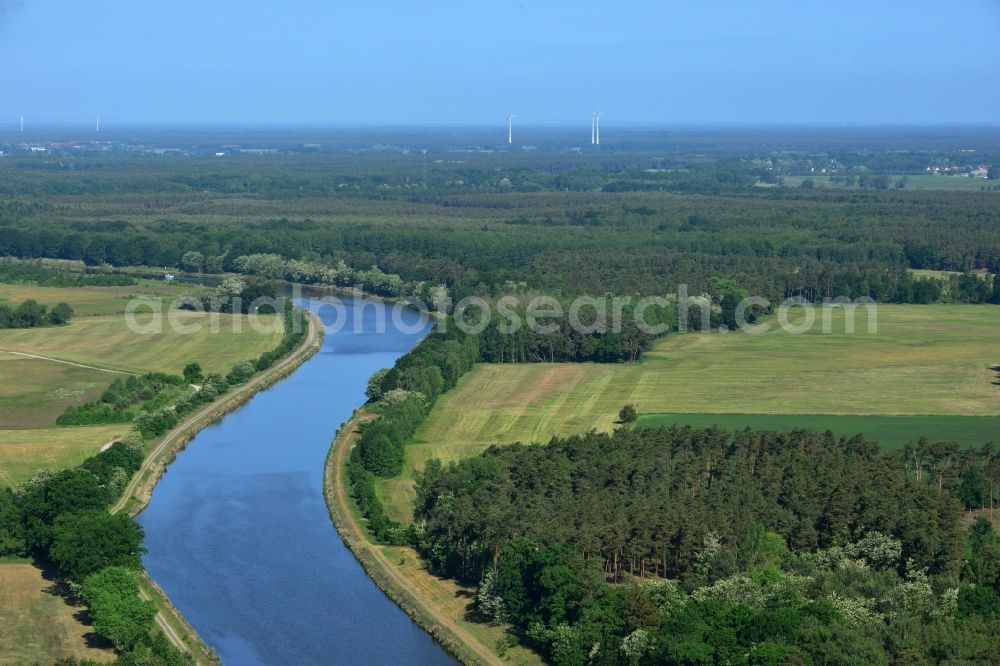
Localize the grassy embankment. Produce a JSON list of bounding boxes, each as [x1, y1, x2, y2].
[[326, 411, 541, 666]]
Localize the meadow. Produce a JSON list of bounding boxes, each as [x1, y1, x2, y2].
[[0, 284, 283, 375], [0, 561, 114, 664], [0, 283, 285, 485], [377, 304, 1000, 521], [0, 355, 115, 429], [0, 425, 129, 487], [633, 413, 1000, 450], [0, 282, 182, 317]]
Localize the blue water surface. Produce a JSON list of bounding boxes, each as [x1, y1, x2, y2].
[[139, 298, 455, 665]]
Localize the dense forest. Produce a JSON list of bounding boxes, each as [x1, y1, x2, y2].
[[413, 426, 1000, 664], [1, 142, 999, 311]]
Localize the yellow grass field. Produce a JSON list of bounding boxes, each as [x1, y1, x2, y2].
[[0, 355, 114, 429], [0, 282, 284, 482], [0, 283, 284, 375], [378, 305, 1000, 521], [0, 425, 129, 487], [0, 311, 283, 375], [0, 283, 183, 317], [0, 562, 114, 664]]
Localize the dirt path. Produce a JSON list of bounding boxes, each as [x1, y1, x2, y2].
[[325, 413, 504, 666], [139, 586, 185, 648], [0, 349, 136, 375]]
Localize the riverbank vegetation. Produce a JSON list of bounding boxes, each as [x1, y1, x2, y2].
[[348, 321, 480, 541]]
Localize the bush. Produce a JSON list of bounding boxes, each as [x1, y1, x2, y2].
[[183, 362, 203, 383], [56, 373, 183, 426], [618, 404, 638, 423], [225, 360, 257, 385], [133, 409, 178, 438]]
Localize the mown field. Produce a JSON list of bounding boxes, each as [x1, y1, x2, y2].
[[633, 413, 1000, 450], [0, 355, 116, 429], [0, 282, 183, 317], [0, 283, 285, 484], [378, 305, 1000, 522], [0, 284, 283, 375], [0, 312, 281, 375], [0, 425, 129, 487], [0, 561, 115, 664]]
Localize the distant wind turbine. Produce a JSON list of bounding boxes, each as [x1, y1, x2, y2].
[[19, 115, 24, 133], [506, 112, 514, 144], [592, 111, 601, 146], [96, 116, 100, 133]]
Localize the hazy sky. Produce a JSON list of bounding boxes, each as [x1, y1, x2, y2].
[[2, 0, 999, 125]]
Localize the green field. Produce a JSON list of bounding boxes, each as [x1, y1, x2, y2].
[[0, 282, 285, 486], [633, 413, 1000, 450], [0, 284, 284, 376], [0, 284, 282, 376], [0, 425, 129, 487], [0, 282, 283, 374], [0, 311, 282, 375], [0, 355, 115, 429], [0, 282, 186, 317], [377, 304, 1000, 522]]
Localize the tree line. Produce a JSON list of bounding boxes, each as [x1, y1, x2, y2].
[[0, 298, 73, 328], [0, 257, 136, 287]]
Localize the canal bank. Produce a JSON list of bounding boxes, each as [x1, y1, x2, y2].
[[136, 298, 454, 665]]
